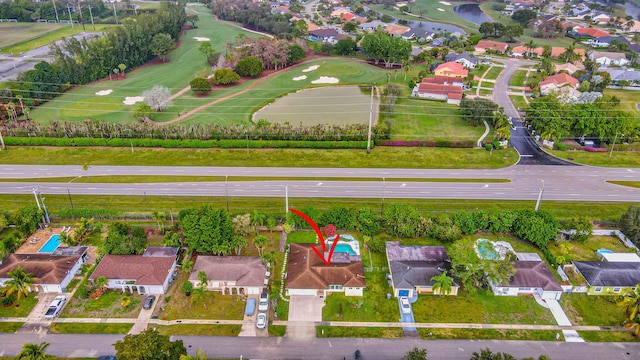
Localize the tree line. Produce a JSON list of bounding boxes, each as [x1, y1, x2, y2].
[[211, 0, 293, 37]]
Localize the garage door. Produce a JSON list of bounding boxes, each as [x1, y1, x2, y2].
[[287, 288, 317, 296], [399, 290, 409, 297]]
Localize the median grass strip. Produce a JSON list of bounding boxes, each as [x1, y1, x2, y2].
[[48, 322, 132, 334], [607, 181, 640, 189], [509, 95, 528, 111], [0, 176, 511, 183], [0, 146, 519, 168], [417, 328, 562, 341], [155, 324, 241, 336], [316, 326, 403, 338], [0, 322, 23, 333], [548, 150, 640, 167]]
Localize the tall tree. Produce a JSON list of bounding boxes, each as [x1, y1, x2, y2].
[[479, 22, 494, 38], [15, 342, 51, 360], [114, 328, 187, 360], [149, 33, 175, 62], [361, 31, 411, 67], [431, 271, 454, 296], [253, 235, 269, 257], [198, 42, 214, 62], [180, 206, 234, 254], [621, 206, 640, 246], [618, 285, 640, 326], [2, 266, 37, 300]]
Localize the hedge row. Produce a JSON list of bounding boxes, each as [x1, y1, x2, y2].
[[375, 139, 475, 148], [4, 137, 370, 149]]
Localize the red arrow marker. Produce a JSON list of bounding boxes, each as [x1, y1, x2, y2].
[[289, 208, 341, 266]]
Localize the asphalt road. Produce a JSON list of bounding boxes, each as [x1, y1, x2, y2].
[[491, 59, 573, 166], [1, 165, 639, 202], [1, 333, 640, 359]]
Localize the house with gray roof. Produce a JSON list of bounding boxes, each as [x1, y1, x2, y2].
[[492, 253, 563, 300], [573, 261, 640, 295], [385, 241, 458, 297], [358, 20, 388, 32], [588, 35, 630, 48], [601, 68, 640, 86], [190, 256, 267, 295], [445, 52, 478, 69]]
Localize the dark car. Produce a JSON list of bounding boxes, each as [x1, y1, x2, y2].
[[143, 295, 156, 310]]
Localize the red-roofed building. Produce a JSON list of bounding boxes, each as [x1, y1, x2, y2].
[[475, 40, 509, 54], [412, 76, 464, 105], [434, 62, 469, 78], [539, 73, 580, 97], [575, 27, 610, 38], [341, 12, 355, 21]]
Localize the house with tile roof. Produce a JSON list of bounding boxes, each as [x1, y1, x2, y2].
[[492, 253, 563, 300], [90, 247, 179, 294], [570, 27, 610, 39], [474, 40, 509, 54], [445, 52, 478, 68], [384, 23, 411, 38], [0, 247, 88, 293], [434, 62, 468, 78], [286, 243, 365, 296], [550, 47, 586, 60], [555, 62, 585, 75], [189, 256, 267, 295], [412, 75, 464, 105], [572, 261, 640, 295], [385, 242, 458, 297], [539, 73, 580, 96]]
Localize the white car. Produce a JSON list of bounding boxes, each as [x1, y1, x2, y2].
[[256, 313, 267, 329], [258, 293, 269, 312], [45, 295, 67, 320], [400, 297, 411, 314]]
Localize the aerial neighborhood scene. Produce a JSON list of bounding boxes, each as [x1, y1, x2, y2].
[[2, 0, 640, 359]]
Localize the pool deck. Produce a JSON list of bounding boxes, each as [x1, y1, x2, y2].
[[15, 226, 74, 254]]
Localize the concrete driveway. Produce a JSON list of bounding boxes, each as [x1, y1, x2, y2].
[[286, 295, 324, 338]]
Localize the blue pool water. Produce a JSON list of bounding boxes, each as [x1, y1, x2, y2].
[[39, 234, 62, 253], [333, 243, 357, 255], [477, 240, 499, 260]]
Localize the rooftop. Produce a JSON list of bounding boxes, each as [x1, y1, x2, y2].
[[90, 255, 175, 285], [286, 243, 366, 290], [573, 261, 640, 287], [190, 256, 267, 286], [0, 254, 82, 285]]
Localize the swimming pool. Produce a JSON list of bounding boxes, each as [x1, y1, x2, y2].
[[326, 234, 361, 256], [333, 243, 357, 255], [476, 240, 499, 260], [39, 234, 62, 253]]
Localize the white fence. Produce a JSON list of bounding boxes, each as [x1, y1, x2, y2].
[[592, 229, 639, 251]]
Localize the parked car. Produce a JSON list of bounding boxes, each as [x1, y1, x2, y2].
[[400, 297, 411, 314], [245, 298, 256, 316], [143, 295, 156, 310], [258, 293, 269, 312], [45, 295, 67, 320], [256, 313, 267, 329]]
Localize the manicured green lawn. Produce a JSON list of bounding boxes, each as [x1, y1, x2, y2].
[[509, 70, 527, 87], [0, 293, 38, 317], [561, 293, 626, 326], [323, 272, 398, 322], [0, 322, 23, 333], [479, 89, 492, 96], [269, 325, 287, 337], [388, 98, 485, 142], [604, 89, 640, 117], [367, 2, 478, 32], [0, 146, 519, 169], [412, 290, 555, 324], [578, 330, 640, 342], [1, 24, 114, 55], [155, 324, 241, 336], [483, 66, 503, 81], [317, 326, 403, 338], [548, 149, 640, 167], [29, 5, 260, 124], [48, 323, 132, 334], [418, 328, 562, 341], [548, 236, 635, 262], [480, 81, 495, 89], [509, 95, 528, 111], [287, 231, 317, 244], [62, 289, 142, 318]]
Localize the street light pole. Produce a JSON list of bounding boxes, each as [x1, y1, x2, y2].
[[245, 132, 249, 155], [609, 132, 619, 158], [225, 175, 229, 213], [381, 177, 386, 215], [285, 185, 289, 215], [535, 179, 544, 211], [366, 84, 374, 154], [67, 175, 82, 210]]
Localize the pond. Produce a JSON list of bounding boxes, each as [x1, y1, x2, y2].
[[252, 86, 378, 126], [624, 1, 640, 19], [453, 3, 492, 26], [363, 6, 466, 35]]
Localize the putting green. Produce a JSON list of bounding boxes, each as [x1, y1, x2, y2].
[[61, 97, 122, 118]]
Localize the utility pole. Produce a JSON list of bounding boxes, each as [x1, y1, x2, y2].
[[87, 4, 95, 31], [381, 177, 386, 216], [225, 175, 229, 213], [77, 0, 85, 31], [609, 132, 619, 158], [535, 180, 544, 211], [285, 185, 289, 215], [366, 84, 374, 154], [113, 2, 119, 25], [51, 0, 60, 23], [67, 4, 74, 29]]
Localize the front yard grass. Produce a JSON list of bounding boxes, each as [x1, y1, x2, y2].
[[560, 293, 626, 326], [0, 322, 23, 332], [480, 81, 495, 89], [483, 66, 503, 81], [0, 293, 38, 317], [269, 325, 286, 337], [323, 272, 398, 322], [316, 326, 402, 338], [479, 89, 493, 96], [418, 328, 562, 341], [548, 235, 634, 262], [578, 330, 640, 342], [509, 70, 527, 87], [155, 324, 241, 336], [48, 323, 132, 334], [413, 290, 555, 325], [509, 95, 528, 111], [62, 289, 142, 318]]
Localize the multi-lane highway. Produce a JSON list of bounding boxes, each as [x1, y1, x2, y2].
[[1, 164, 639, 202]]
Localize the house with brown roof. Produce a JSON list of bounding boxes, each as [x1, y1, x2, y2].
[[539, 73, 580, 96], [474, 40, 509, 54], [386, 242, 458, 297], [384, 23, 411, 38], [0, 247, 88, 293], [189, 256, 267, 295], [286, 243, 365, 296], [90, 247, 178, 295], [555, 62, 585, 75], [550, 47, 586, 60], [434, 62, 468, 78], [492, 253, 563, 300], [412, 75, 465, 105]]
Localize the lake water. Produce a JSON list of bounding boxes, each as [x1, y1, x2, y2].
[[363, 6, 466, 35], [624, 1, 640, 19], [453, 4, 492, 26], [252, 86, 377, 125]]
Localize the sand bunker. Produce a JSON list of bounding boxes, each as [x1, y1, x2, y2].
[[95, 89, 113, 96], [302, 65, 320, 72], [311, 76, 339, 84], [293, 75, 307, 81], [193, 37, 210, 42], [123, 96, 145, 105], [437, 8, 445, 12], [439, 1, 452, 5]]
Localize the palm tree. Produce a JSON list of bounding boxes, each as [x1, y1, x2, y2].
[[623, 313, 640, 336], [618, 285, 640, 323], [197, 270, 208, 289], [262, 250, 277, 269], [2, 266, 36, 300], [253, 235, 269, 257], [182, 260, 194, 273], [95, 276, 108, 290], [431, 271, 454, 296], [180, 349, 207, 360], [525, 39, 536, 57], [250, 210, 266, 236], [15, 341, 50, 360]]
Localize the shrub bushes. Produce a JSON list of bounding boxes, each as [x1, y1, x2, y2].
[[234, 56, 263, 77], [375, 140, 475, 148], [555, 143, 567, 151]]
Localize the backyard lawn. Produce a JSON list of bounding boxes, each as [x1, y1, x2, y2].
[[548, 236, 635, 262], [560, 293, 626, 326], [388, 98, 485, 142]]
